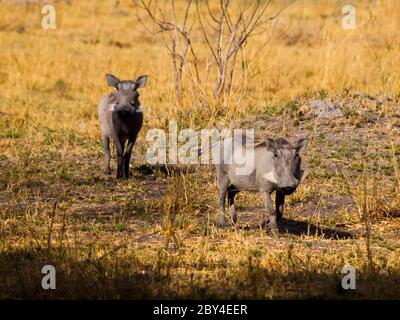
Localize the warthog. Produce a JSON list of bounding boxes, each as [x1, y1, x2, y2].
[[98, 73, 148, 179], [214, 134, 307, 232]]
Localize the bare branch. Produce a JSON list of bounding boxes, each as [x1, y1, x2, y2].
[[196, 0, 221, 68], [134, 0, 296, 104]]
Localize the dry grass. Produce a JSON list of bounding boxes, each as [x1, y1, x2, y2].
[[0, 0, 400, 299]]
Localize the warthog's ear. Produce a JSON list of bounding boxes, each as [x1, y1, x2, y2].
[[265, 138, 277, 153], [106, 74, 120, 88], [294, 137, 307, 152], [135, 75, 148, 88]]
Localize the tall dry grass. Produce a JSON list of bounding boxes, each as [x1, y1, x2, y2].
[[0, 1, 399, 129]]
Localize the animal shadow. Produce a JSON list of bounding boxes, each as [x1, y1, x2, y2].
[[131, 164, 197, 177], [278, 218, 353, 239], [239, 217, 353, 240]]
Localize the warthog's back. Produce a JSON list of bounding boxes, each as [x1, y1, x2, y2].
[[214, 134, 267, 190]]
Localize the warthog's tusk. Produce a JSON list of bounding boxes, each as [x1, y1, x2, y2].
[[262, 171, 277, 184], [136, 105, 145, 113]]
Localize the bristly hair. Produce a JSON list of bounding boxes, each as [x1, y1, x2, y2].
[[275, 138, 292, 148], [255, 137, 293, 149]]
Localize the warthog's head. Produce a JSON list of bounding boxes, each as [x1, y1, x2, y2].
[[106, 73, 148, 114], [265, 137, 307, 195]]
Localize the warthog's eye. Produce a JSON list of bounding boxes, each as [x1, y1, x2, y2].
[[273, 152, 279, 158]]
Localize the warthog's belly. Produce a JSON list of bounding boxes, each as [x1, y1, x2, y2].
[[228, 173, 258, 192]]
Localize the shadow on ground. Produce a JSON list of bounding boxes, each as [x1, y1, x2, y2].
[[238, 218, 353, 240], [1, 247, 398, 299], [279, 218, 354, 239]]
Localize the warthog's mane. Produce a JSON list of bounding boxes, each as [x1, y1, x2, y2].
[[254, 137, 294, 150], [107, 81, 137, 103], [118, 80, 136, 86]]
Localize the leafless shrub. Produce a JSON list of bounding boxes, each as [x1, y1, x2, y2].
[[134, 0, 295, 109]]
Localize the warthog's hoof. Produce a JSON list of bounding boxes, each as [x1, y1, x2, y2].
[[218, 219, 226, 228], [268, 227, 279, 235], [262, 220, 279, 234], [117, 170, 130, 179]]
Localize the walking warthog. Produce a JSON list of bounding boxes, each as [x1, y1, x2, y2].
[[214, 134, 307, 232], [98, 73, 148, 179]]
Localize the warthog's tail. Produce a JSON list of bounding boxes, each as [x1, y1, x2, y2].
[[197, 141, 221, 156], [197, 134, 255, 157]]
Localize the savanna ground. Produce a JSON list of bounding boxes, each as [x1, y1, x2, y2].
[[1, 0, 400, 299]]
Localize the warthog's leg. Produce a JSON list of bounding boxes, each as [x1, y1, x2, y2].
[[275, 190, 285, 221], [123, 137, 137, 179], [227, 185, 239, 224], [260, 190, 278, 233], [115, 136, 125, 179], [102, 134, 111, 175], [217, 170, 229, 228]]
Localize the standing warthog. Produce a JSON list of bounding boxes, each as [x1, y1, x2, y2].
[[98, 73, 148, 179], [214, 134, 307, 232]]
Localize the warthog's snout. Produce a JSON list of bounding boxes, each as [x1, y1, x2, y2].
[[114, 103, 136, 114], [281, 185, 297, 195], [280, 177, 299, 194]]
